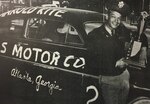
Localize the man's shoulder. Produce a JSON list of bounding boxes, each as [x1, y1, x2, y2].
[[88, 25, 105, 36]]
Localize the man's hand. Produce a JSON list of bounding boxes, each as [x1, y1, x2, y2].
[[115, 58, 128, 69]]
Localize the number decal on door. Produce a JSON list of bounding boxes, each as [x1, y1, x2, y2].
[[86, 85, 99, 104]]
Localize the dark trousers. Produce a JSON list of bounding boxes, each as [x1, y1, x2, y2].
[[99, 69, 130, 104]]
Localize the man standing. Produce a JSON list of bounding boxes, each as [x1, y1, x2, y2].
[[87, 1, 131, 104]]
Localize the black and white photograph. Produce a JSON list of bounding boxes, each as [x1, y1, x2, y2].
[[0, 0, 150, 104]]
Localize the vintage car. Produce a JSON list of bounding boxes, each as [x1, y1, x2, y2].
[[0, 6, 149, 104]]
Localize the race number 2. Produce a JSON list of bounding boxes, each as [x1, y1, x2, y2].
[[86, 85, 99, 104]]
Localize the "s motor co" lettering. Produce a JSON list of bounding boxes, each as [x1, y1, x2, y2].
[[0, 42, 85, 69]]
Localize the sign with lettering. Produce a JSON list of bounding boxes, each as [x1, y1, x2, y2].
[[11, 68, 62, 95], [0, 7, 101, 102], [0, 39, 101, 103], [7, 66, 100, 104], [0, 7, 67, 18], [0, 41, 85, 70]]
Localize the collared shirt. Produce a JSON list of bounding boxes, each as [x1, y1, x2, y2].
[[104, 25, 112, 37]]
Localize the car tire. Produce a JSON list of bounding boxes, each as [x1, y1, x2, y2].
[[128, 97, 150, 104]]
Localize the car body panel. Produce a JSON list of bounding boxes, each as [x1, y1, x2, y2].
[[0, 7, 104, 104]]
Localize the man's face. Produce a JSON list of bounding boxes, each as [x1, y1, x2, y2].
[[107, 11, 122, 29]]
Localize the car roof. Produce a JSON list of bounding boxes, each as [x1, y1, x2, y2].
[[0, 7, 103, 23]]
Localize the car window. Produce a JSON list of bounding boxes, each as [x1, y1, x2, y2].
[[0, 18, 24, 38], [26, 18, 83, 45], [84, 22, 102, 34], [57, 23, 83, 45], [26, 18, 67, 43]]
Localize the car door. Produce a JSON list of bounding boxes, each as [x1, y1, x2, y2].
[[0, 16, 101, 104]]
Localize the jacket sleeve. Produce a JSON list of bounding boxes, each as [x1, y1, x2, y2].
[[140, 33, 148, 48]]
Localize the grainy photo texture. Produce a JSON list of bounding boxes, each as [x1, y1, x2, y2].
[[0, 0, 150, 104]]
